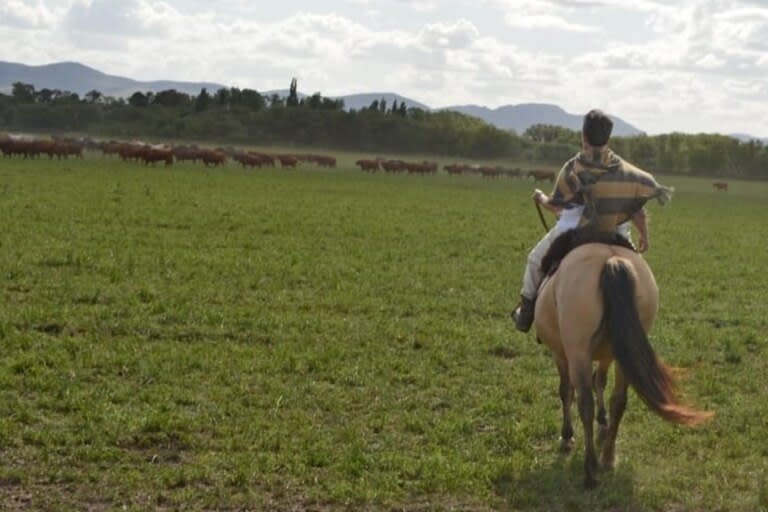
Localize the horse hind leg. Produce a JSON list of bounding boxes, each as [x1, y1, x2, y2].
[[555, 357, 575, 452], [571, 357, 599, 489], [601, 367, 629, 471], [593, 360, 610, 448]]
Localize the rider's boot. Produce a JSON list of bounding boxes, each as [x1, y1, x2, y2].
[[511, 295, 536, 332]]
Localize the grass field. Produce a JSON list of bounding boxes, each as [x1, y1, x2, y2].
[[0, 155, 767, 511]]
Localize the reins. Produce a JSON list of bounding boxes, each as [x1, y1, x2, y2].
[[535, 199, 549, 233]]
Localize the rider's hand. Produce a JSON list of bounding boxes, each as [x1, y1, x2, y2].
[[532, 189, 546, 204], [637, 235, 649, 253]]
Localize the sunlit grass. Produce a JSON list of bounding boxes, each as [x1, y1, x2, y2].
[[0, 156, 766, 510]]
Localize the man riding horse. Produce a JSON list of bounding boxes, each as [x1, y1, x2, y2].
[[512, 109, 674, 332]]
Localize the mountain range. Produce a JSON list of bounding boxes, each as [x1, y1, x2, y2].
[[2, 60, 766, 142]]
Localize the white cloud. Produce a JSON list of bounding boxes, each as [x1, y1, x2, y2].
[[0, 0, 57, 28], [0, 0, 766, 135]]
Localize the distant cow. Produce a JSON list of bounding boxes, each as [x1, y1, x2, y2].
[[233, 152, 264, 169], [142, 148, 174, 166], [381, 160, 406, 173], [712, 181, 728, 192], [313, 155, 337, 168], [201, 150, 227, 167], [356, 159, 380, 172], [277, 155, 298, 168], [528, 170, 556, 183]]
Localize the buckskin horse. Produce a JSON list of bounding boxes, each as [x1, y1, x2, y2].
[[533, 234, 713, 488]]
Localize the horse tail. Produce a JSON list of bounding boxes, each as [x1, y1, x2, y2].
[[600, 257, 713, 426]]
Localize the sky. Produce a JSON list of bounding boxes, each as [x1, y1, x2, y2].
[[1, 0, 767, 136]]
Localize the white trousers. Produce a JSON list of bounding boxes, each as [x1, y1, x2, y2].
[[519, 208, 631, 300]]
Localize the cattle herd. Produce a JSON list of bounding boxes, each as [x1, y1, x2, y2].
[[355, 158, 556, 181], [0, 134, 337, 170], [2, 133, 569, 184]]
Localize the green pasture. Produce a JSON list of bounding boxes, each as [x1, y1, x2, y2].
[[0, 156, 766, 511]]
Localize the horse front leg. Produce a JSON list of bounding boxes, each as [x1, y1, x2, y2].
[[601, 367, 628, 471], [555, 356, 575, 452]]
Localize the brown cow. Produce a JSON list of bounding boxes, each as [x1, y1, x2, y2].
[[248, 152, 275, 167], [712, 181, 728, 192], [444, 163, 464, 175], [201, 150, 227, 167], [381, 160, 406, 173], [356, 159, 380, 172], [143, 148, 174, 166], [118, 143, 147, 162], [313, 155, 337, 168], [528, 170, 556, 183], [233, 152, 263, 169], [277, 155, 298, 168], [173, 146, 203, 163]]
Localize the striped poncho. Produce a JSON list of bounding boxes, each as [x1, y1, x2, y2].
[[548, 148, 674, 232]]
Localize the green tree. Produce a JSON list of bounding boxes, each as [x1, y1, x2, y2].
[[195, 88, 211, 112], [152, 89, 191, 107], [239, 88, 265, 110], [215, 88, 231, 107], [128, 91, 150, 108], [12, 82, 36, 103], [85, 89, 103, 104]]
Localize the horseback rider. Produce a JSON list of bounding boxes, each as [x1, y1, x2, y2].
[[512, 109, 674, 332]]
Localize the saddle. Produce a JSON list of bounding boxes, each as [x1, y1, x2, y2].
[[540, 226, 636, 278]]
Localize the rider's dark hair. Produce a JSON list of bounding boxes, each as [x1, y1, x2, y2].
[[583, 109, 613, 147]]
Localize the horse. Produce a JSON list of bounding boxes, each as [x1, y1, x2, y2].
[[534, 239, 713, 489], [712, 181, 728, 192]]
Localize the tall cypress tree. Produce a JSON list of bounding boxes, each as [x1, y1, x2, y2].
[[287, 78, 299, 107]]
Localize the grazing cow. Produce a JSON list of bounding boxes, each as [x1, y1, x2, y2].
[[313, 155, 337, 168], [100, 141, 122, 158], [480, 166, 502, 178], [249, 152, 275, 167], [444, 163, 464, 175], [233, 152, 263, 169], [381, 160, 406, 173], [528, 169, 556, 183], [142, 148, 174, 166], [118, 144, 147, 162], [712, 181, 728, 192], [277, 155, 298, 168], [173, 146, 203, 163], [405, 161, 437, 175], [201, 150, 227, 167], [356, 159, 380, 172]]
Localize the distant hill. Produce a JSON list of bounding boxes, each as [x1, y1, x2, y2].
[[1, 60, 645, 136], [729, 133, 768, 145], [335, 93, 430, 112], [443, 103, 644, 137], [0, 61, 225, 97], [261, 90, 429, 111]]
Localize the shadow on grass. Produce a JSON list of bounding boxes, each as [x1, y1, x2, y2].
[[493, 451, 640, 511]]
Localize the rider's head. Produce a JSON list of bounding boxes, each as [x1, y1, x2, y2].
[[582, 109, 613, 148]]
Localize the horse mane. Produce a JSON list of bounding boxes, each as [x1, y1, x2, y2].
[[541, 227, 636, 277]]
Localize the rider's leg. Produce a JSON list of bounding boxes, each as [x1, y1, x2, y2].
[[514, 227, 562, 332]]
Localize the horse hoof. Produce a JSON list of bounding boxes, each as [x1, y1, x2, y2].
[[559, 436, 575, 452]]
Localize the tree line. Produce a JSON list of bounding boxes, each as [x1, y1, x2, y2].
[[1, 81, 766, 178]]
